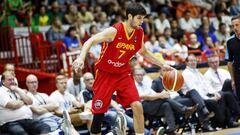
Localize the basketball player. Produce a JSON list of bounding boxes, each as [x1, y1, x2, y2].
[[72, 2, 172, 135]]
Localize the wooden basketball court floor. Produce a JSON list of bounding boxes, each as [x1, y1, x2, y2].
[[194, 127, 240, 135]]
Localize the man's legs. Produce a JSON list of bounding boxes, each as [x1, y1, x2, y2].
[[91, 113, 105, 135], [0, 121, 28, 135], [130, 101, 144, 134]]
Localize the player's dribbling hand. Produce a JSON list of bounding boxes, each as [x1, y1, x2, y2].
[[72, 58, 84, 73]]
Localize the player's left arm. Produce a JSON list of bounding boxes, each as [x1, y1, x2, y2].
[[139, 36, 172, 70]]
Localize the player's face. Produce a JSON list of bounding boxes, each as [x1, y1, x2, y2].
[[232, 18, 240, 36], [130, 15, 145, 29]]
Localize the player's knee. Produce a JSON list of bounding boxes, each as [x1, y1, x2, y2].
[[131, 101, 143, 114], [90, 113, 104, 134]]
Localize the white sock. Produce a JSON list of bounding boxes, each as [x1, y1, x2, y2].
[[135, 133, 144, 135]]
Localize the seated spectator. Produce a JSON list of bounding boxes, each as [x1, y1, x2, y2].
[[153, 35, 171, 53], [78, 5, 94, 24], [152, 67, 215, 132], [46, 16, 65, 44], [0, 71, 51, 135], [163, 27, 175, 47], [6, 0, 30, 24], [50, 75, 92, 128], [144, 34, 159, 53], [133, 68, 197, 135], [170, 19, 184, 42], [88, 25, 102, 59], [197, 24, 219, 49], [195, 16, 216, 35], [187, 33, 201, 55], [0, 63, 18, 86], [176, 1, 200, 18], [202, 36, 215, 57], [215, 22, 230, 47], [64, 26, 82, 52], [154, 11, 170, 35], [171, 38, 188, 62], [47, 1, 64, 23], [34, 5, 50, 26], [26, 74, 62, 132], [24, 8, 39, 32], [74, 17, 86, 39], [178, 10, 197, 33], [67, 70, 85, 98], [204, 55, 236, 97], [228, 0, 240, 16], [96, 12, 110, 32], [0, 9, 20, 27], [182, 54, 240, 128], [64, 4, 79, 25]]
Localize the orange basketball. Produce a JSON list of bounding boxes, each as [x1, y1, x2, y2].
[[162, 70, 184, 91]]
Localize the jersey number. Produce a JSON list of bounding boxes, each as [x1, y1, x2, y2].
[[118, 50, 126, 59]]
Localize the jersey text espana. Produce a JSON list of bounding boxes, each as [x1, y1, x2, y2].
[[95, 23, 143, 73]]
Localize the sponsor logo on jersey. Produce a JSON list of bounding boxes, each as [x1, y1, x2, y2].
[[108, 59, 125, 67], [116, 42, 135, 50], [94, 100, 103, 109]]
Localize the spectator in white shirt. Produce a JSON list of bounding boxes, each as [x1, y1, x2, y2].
[[204, 55, 239, 105], [0, 71, 50, 135], [182, 54, 240, 128], [50, 75, 92, 129], [0, 63, 18, 86], [133, 68, 196, 135], [26, 74, 62, 132], [154, 11, 171, 35], [179, 10, 197, 33], [144, 34, 159, 53], [67, 70, 85, 98], [204, 55, 232, 92]]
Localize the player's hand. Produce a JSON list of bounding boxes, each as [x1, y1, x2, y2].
[[72, 58, 84, 74]]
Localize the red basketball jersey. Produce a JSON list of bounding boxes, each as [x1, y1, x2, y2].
[[95, 23, 144, 73]]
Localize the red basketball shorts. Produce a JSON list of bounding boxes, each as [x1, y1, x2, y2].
[[91, 70, 140, 114]]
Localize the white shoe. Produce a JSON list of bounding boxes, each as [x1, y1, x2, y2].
[[61, 110, 72, 135], [115, 111, 127, 135]]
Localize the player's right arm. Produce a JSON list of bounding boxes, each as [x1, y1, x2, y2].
[[72, 27, 117, 72]]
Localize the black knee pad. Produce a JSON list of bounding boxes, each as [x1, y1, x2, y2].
[[90, 113, 104, 134]]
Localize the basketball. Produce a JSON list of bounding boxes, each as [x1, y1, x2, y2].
[[162, 70, 184, 91]]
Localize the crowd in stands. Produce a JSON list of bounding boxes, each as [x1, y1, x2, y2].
[[1, 0, 240, 135], [1, 53, 240, 135], [1, 0, 239, 66]]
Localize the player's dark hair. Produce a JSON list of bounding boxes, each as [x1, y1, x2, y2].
[[126, 2, 146, 19]]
